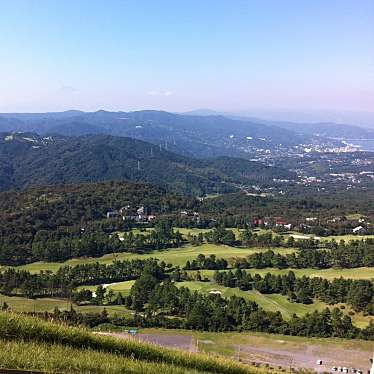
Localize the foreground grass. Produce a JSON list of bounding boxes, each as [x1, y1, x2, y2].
[[0, 338, 206, 374], [0, 312, 262, 374]]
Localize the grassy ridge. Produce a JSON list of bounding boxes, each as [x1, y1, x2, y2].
[[0, 312, 261, 374], [0, 339, 204, 374]]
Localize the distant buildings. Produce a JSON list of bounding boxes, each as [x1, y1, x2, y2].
[[352, 226, 366, 234], [106, 210, 119, 219], [106, 205, 156, 223]]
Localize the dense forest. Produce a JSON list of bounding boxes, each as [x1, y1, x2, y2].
[[0, 132, 294, 194], [0, 181, 194, 265], [199, 188, 374, 228], [1, 180, 373, 266]]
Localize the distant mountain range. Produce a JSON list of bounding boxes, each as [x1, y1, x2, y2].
[[0, 110, 343, 158], [0, 132, 295, 195], [184, 109, 374, 140], [238, 118, 374, 140]]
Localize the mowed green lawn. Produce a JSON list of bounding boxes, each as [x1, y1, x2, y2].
[[13, 227, 373, 274], [198, 267, 374, 281], [76, 279, 373, 327], [0, 294, 133, 316], [77, 280, 135, 296], [17, 243, 295, 273], [14, 243, 374, 281], [175, 281, 372, 328], [176, 281, 327, 319]]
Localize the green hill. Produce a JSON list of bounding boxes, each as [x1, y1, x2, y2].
[[0, 312, 264, 374], [0, 132, 295, 195]]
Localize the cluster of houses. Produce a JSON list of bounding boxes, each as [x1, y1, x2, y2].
[[106, 206, 156, 223], [180, 210, 201, 222], [252, 217, 292, 230], [252, 215, 372, 235]]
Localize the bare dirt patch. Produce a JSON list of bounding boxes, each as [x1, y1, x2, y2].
[[99, 332, 197, 352], [237, 344, 371, 372]]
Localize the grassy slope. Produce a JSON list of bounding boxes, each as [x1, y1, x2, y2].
[[77, 278, 372, 327], [3, 228, 373, 330], [198, 267, 374, 281], [16, 243, 295, 273], [0, 312, 264, 374], [0, 294, 133, 316], [174, 281, 372, 328], [13, 226, 374, 274], [0, 339, 205, 374], [175, 281, 328, 319]]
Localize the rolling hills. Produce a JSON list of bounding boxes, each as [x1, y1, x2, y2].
[[184, 110, 374, 141], [0, 132, 295, 194], [0, 110, 341, 158]]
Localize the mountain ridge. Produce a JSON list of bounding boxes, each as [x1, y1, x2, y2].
[[0, 110, 342, 158], [0, 132, 295, 195], [183, 109, 374, 140]]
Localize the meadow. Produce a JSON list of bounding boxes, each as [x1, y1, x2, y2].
[[0, 294, 133, 316], [175, 280, 371, 328], [13, 227, 374, 274], [16, 243, 296, 273], [80, 277, 371, 327], [198, 267, 374, 281]]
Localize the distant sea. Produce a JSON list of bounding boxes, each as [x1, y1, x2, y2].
[[346, 139, 374, 151]]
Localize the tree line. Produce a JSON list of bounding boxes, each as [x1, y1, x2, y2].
[[119, 265, 373, 340], [2, 257, 374, 340], [235, 241, 374, 269], [0, 181, 196, 265], [0, 258, 163, 298], [214, 269, 374, 314]]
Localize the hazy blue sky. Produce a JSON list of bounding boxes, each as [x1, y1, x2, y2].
[[0, 0, 373, 115]]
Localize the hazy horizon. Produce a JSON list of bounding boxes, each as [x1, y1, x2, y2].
[[1, 107, 374, 128], [0, 0, 373, 121]]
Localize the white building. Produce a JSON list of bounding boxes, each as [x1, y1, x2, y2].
[[353, 226, 366, 234]]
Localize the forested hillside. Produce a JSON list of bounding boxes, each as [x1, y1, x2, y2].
[[0, 181, 196, 265], [0, 110, 340, 158], [0, 132, 294, 194]]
